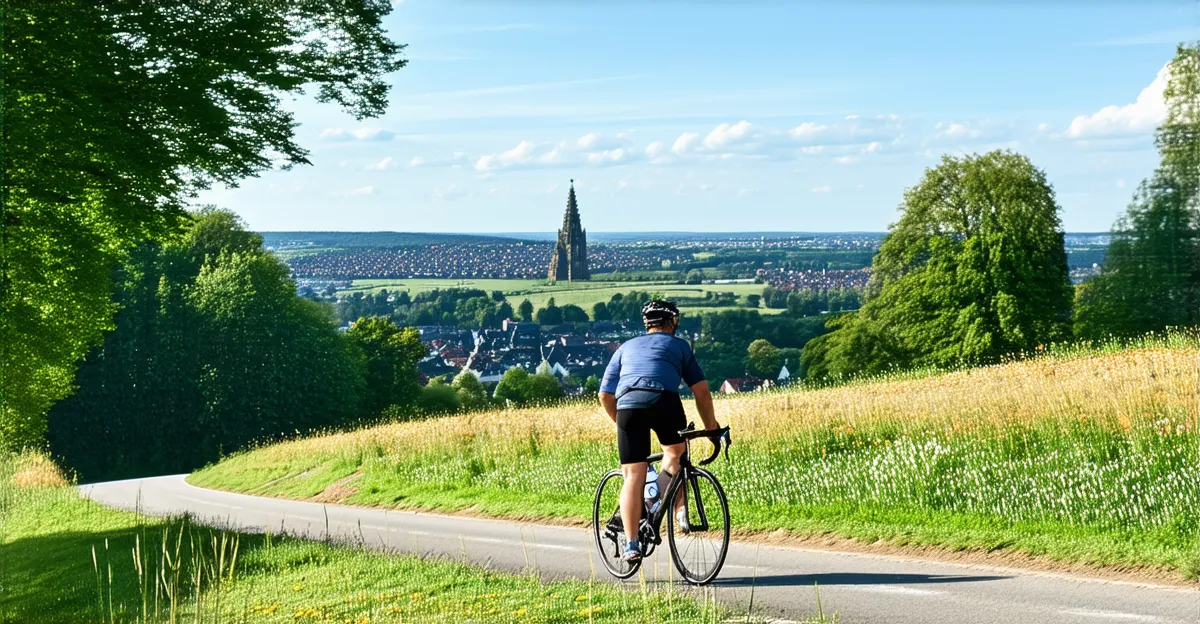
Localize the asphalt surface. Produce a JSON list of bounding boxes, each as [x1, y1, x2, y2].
[[81, 475, 1199, 624]]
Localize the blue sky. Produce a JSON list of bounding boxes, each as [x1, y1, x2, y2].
[[198, 1, 1196, 233]]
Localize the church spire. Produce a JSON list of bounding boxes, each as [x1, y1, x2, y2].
[[548, 179, 589, 281]]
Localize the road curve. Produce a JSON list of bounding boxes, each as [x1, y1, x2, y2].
[[81, 476, 1199, 624]]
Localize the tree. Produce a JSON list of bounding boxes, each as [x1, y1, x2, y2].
[[492, 367, 563, 406], [1074, 45, 1200, 338], [345, 317, 426, 418], [745, 339, 782, 379], [47, 209, 369, 480], [452, 370, 491, 411], [786, 290, 823, 316], [2, 1, 406, 451], [525, 373, 565, 404], [803, 151, 1073, 379], [561, 304, 589, 323], [685, 269, 704, 284], [745, 294, 761, 309], [494, 367, 531, 405], [491, 290, 506, 303], [497, 301, 515, 321], [418, 380, 461, 415], [536, 298, 564, 325], [591, 301, 612, 321], [518, 299, 535, 322], [584, 375, 602, 395]]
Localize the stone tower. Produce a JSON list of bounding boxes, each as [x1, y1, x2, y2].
[[548, 180, 589, 281]]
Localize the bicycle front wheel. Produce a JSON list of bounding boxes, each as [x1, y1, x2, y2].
[[592, 469, 641, 579], [666, 467, 730, 585]]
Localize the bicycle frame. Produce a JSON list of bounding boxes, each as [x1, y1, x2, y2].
[[643, 445, 712, 539]]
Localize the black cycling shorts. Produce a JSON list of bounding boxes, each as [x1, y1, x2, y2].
[[616, 391, 687, 464]]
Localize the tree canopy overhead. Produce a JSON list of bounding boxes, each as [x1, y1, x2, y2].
[[1, 1, 406, 450]]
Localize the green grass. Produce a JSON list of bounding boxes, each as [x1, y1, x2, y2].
[[191, 334, 1200, 581], [337, 278, 772, 314], [1, 454, 835, 624]]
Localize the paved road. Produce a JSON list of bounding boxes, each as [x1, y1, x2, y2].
[[81, 476, 1199, 624]]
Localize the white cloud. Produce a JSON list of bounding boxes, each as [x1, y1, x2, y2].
[[702, 121, 754, 150], [812, 185, 832, 194], [1062, 63, 1168, 139], [1117, 179, 1126, 189], [789, 122, 829, 142], [408, 157, 425, 168], [833, 156, 859, 165], [474, 140, 537, 171], [366, 156, 394, 170], [319, 127, 396, 141], [698, 184, 717, 193], [936, 122, 983, 140], [672, 132, 702, 155], [345, 185, 374, 197], [645, 141, 665, 158], [737, 187, 760, 197]]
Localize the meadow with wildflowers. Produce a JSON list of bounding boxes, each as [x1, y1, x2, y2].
[[192, 332, 1200, 580]]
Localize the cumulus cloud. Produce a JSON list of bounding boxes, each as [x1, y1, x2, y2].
[[319, 127, 396, 141], [366, 156, 394, 170], [474, 133, 640, 172], [672, 132, 702, 155], [1062, 63, 1168, 139], [408, 156, 425, 167]]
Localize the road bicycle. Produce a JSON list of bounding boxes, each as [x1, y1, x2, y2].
[[592, 423, 732, 585]]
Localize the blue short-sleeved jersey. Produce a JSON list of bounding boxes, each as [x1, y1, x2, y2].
[[600, 332, 706, 407]]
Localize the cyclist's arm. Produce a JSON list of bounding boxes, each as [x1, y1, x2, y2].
[[689, 381, 719, 431], [599, 391, 617, 423], [599, 346, 622, 423]]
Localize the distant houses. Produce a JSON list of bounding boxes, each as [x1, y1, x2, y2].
[[719, 377, 775, 394]]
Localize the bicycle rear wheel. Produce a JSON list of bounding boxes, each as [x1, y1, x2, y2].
[[666, 467, 730, 585], [592, 469, 641, 579]]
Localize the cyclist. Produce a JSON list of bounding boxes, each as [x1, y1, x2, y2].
[[599, 299, 721, 563]]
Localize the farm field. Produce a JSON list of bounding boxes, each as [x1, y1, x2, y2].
[[0, 454, 750, 624], [191, 333, 1200, 581], [338, 278, 777, 315]]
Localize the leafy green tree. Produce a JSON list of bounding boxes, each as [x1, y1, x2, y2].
[[591, 302, 612, 321], [2, 1, 405, 451], [47, 209, 369, 479], [345, 317, 426, 418], [494, 367, 532, 405], [451, 370, 490, 411], [685, 269, 704, 284], [584, 375, 602, 395], [561, 304, 590, 323], [536, 298, 564, 325], [744, 294, 761, 309], [786, 290, 823, 316], [493, 367, 563, 406], [803, 151, 1072, 379], [745, 339, 782, 379], [417, 380, 461, 415], [1074, 45, 1200, 338], [497, 301, 515, 321], [518, 299, 535, 322], [524, 373, 565, 404]]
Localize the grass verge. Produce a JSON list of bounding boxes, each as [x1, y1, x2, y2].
[[1, 453, 833, 623], [191, 333, 1200, 582]]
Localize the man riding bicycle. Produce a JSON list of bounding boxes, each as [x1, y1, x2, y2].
[[599, 300, 721, 563]]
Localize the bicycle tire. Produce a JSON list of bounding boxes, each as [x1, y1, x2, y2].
[[666, 467, 730, 585], [592, 469, 641, 579]]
